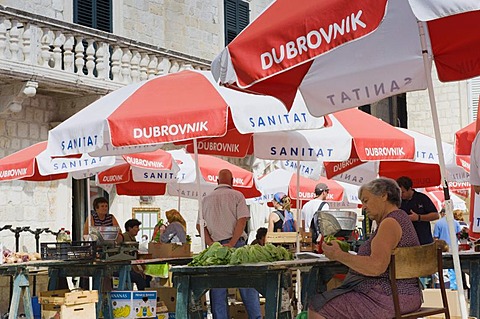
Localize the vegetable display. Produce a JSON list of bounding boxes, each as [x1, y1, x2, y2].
[[2, 248, 41, 264], [188, 243, 293, 266], [324, 235, 350, 252]]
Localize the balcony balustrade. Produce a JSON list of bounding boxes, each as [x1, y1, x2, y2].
[[0, 5, 211, 94]]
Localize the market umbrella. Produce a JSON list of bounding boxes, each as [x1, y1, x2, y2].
[[184, 108, 416, 162], [212, 2, 480, 313], [0, 141, 116, 182], [98, 149, 261, 199], [46, 70, 325, 157], [253, 169, 360, 208], [323, 128, 468, 188], [0, 142, 67, 181], [212, 0, 480, 116], [96, 149, 179, 196], [423, 189, 467, 212]]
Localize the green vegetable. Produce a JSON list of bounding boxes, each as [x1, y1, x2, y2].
[[324, 235, 350, 252], [189, 242, 293, 266]]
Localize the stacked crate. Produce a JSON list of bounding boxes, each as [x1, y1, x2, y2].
[[39, 289, 98, 319]]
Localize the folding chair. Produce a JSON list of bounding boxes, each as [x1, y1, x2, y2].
[[389, 242, 450, 319]]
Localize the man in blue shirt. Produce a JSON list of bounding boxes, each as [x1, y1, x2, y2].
[[434, 208, 462, 289]]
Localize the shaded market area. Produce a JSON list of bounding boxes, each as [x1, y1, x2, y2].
[[1, 1, 480, 319]]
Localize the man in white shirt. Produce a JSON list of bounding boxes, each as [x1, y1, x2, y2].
[[301, 183, 330, 232]]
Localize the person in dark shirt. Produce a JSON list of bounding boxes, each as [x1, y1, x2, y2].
[[396, 176, 439, 245]]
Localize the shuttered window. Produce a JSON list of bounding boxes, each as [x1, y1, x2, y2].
[[73, 0, 112, 33], [224, 0, 249, 45], [468, 77, 480, 121]]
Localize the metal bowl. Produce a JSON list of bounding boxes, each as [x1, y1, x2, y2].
[[90, 226, 120, 241], [324, 210, 357, 231]]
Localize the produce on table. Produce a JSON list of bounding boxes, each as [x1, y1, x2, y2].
[[323, 235, 350, 252], [188, 242, 293, 266], [2, 248, 41, 264], [188, 242, 232, 266]]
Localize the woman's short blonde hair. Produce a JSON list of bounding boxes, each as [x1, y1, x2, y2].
[[453, 209, 465, 221], [165, 209, 187, 229]]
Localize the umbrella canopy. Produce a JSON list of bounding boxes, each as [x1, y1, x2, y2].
[[97, 149, 180, 196], [98, 149, 261, 199], [212, 0, 480, 115], [423, 189, 467, 211], [46, 70, 325, 157], [323, 128, 467, 188], [184, 108, 416, 163], [252, 169, 360, 208], [0, 142, 67, 181], [0, 141, 116, 182], [454, 121, 475, 173]]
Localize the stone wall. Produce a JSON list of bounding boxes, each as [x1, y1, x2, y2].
[[406, 71, 471, 144]]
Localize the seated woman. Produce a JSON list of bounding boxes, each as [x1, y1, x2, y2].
[[268, 192, 297, 232], [250, 227, 267, 246], [309, 178, 422, 319], [160, 209, 187, 244]]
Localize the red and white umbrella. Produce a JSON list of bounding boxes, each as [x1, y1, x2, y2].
[[46, 70, 325, 157], [212, 1, 480, 310], [97, 149, 179, 196], [252, 169, 360, 208], [0, 142, 67, 182], [184, 108, 416, 162], [98, 149, 261, 199], [323, 128, 468, 188], [212, 0, 480, 116], [0, 141, 116, 182], [454, 121, 476, 173], [423, 189, 467, 212]]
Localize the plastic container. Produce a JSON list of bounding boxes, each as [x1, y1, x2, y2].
[[40, 241, 96, 261]]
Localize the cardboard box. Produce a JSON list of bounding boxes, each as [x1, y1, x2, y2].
[[42, 302, 96, 319], [148, 287, 206, 313], [148, 242, 192, 258], [229, 302, 265, 319], [422, 288, 461, 318], [110, 291, 157, 319]]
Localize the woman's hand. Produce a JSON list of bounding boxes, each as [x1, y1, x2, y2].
[[322, 240, 343, 261]]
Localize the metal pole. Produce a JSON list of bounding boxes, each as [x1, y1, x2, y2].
[[193, 139, 206, 250]]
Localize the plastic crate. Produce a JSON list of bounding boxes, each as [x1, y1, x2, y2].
[[40, 241, 96, 261]]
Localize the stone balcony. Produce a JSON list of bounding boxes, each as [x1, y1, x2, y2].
[[0, 5, 211, 98]]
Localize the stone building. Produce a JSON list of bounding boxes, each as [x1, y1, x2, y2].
[[0, 0, 478, 311]]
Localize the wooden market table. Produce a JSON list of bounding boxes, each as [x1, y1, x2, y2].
[[172, 252, 480, 319], [171, 259, 333, 319], [0, 256, 192, 319]]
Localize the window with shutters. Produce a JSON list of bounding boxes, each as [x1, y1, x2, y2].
[[224, 0, 249, 45], [73, 0, 112, 33], [468, 77, 480, 121]]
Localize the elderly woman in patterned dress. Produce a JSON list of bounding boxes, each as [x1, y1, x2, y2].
[[308, 178, 422, 319]]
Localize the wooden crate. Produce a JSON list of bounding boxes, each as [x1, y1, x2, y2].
[[265, 231, 314, 252], [39, 289, 98, 306], [41, 302, 96, 319], [265, 232, 297, 244]]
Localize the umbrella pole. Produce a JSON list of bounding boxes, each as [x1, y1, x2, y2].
[[193, 139, 206, 250], [177, 193, 181, 212], [296, 161, 301, 254], [295, 161, 304, 314], [418, 21, 468, 319]]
